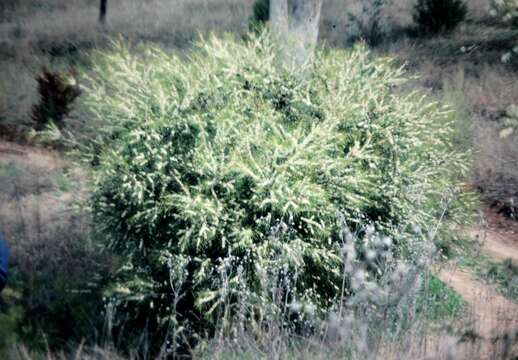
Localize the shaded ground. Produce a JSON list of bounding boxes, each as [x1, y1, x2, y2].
[[473, 208, 518, 263]]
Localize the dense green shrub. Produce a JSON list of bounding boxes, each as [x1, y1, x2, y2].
[[83, 33, 472, 351], [413, 0, 467, 35]]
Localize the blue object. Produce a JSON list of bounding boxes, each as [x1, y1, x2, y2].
[[0, 232, 9, 292]]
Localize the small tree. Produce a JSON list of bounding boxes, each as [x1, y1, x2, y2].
[[413, 0, 467, 35]]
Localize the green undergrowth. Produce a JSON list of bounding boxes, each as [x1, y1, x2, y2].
[[419, 274, 466, 322]]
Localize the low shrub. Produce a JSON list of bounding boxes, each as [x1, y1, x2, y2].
[[31, 68, 81, 131], [413, 0, 468, 35], [464, 254, 518, 301], [491, 0, 518, 27], [82, 33, 473, 354], [484, 258, 518, 300]]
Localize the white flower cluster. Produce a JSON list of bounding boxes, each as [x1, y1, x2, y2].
[[321, 219, 437, 354]]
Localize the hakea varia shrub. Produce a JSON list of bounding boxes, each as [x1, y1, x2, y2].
[[83, 33, 472, 346]]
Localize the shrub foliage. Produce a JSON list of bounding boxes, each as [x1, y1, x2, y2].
[[413, 0, 468, 35], [83, 34, 471, 348]]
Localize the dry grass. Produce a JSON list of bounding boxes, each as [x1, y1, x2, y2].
[[197, 332, 518, 360], [0, 0, 505, 127], [474, 121, 518, 215], [377, 16, 518, 214], [0, 0, 254, 128], [0, 140, 85, 269], [0, 0, 253, 47], [2, 319, 517, 359], [0, 140, 113, 349]]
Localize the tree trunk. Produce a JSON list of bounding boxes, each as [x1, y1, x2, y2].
[[290, 0, 323, 63], [269, 0, 323, 67], [99, 0, 107, 24], [270, 0, 289, 37]]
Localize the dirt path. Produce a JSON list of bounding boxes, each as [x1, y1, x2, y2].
[[0, 139, 63, 167], [435, 208, 518, 359], [469, 208, 518, 263], [437, 266, 518, 337]]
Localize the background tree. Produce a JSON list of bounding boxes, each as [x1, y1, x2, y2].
[[99, 0, 107, 24], [270, 0, 323, 66]]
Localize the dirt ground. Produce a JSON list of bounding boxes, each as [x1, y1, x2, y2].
[[437, 207, 518, 359]]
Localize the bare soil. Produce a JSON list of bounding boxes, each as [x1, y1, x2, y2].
[[437, 207, 518, 359], [437, 266, 518, 336]]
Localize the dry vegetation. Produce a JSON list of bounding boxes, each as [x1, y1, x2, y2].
[[0, 140, 113, 351], [0, 0, 254, 133]]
